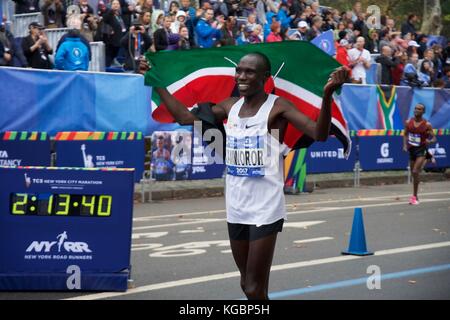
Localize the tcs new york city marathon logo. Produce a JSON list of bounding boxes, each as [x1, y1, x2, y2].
[[25, 231, 93, 261]]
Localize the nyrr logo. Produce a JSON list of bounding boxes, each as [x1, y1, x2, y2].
[[25, 231, 92, 253]]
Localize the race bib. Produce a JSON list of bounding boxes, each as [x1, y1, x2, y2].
[[408, 133, 421, 147], [226, 135, 265, 177], [154, 159, 169, 174]]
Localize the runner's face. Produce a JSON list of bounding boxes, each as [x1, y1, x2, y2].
[[235, 56, 267, 97], [414, 105, 424, 118]]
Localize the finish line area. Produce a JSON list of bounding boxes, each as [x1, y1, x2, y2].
[[1, 181, 449, 300]]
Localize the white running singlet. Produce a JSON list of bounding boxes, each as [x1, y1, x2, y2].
[[225, 94, 287, 226]]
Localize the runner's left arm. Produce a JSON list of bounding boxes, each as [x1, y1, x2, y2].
[[426, 123, 437, 145]]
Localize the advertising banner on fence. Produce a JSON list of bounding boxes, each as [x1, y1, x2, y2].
[[55, 132, 145, 182], [305, 137, 356, 173], [0, 131, 50, 167]]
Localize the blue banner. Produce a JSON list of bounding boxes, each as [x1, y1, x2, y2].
[[359, 136, 409, 171], [1, 69, 449, 139], [0, 167, 134, 291], [339, 85, 450, 131], [305, 137, 356, 173], [0, 67, 153, 135]]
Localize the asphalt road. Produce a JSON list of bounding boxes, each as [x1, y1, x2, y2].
[[2, 181, 450, 300]]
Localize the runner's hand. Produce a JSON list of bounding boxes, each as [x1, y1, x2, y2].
[[138, 58, 150, 75]]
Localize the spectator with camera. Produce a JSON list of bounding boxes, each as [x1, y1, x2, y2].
[[22, 22, 53, 69], [120, 22, 152, 71], [42, 0, 66, 28], [102, 0, 127, 66], [12, 0, 40, 14]]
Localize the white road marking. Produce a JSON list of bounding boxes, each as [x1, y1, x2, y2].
[[132, 232, 168, 240], [133, 218, 223, 230], [132, 197, 450, 231], [66, 241, 450, 300], [284, 221, 326, 229], [132, 191, 450, 222], [179, 230, 205, 234], [293, 237, 334, 244]]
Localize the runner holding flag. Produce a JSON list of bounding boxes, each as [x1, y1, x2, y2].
[[139, 47, 349, 300]]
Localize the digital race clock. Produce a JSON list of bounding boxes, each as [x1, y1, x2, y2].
[[0, 166, 135, 291], [10, 193, 112, 217]]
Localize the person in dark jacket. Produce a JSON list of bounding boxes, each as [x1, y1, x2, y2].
[[0, 22, 28, 67], [375, 45, 400, 85], [12, 0, 40, 14], [401, 14, 418, 37], [120, 23, 152, 72], [102, 0, 127, 66], [153, 15, 172, 51], [21, 22, 53, 69]]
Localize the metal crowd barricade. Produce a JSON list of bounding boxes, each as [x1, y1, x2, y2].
[[89, 41, 106, 72], [44, 27, 69, 54], [2, 0, 15, 23], [12, 12, 43, 37]]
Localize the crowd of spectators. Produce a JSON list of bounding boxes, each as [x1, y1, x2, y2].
[[1, 0, 449, 87]]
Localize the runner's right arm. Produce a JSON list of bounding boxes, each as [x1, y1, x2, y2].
[[139, 59, 228, 125]]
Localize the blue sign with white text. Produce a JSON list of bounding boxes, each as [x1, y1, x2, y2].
[[0, 132, 50, 167], [55, 136, 144, 182], [0, 167, 134, 291], [359, 136, 409, 171], [305, 137, 356, 173]]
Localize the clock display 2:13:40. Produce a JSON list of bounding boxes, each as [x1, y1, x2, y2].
[[10, 193, 113, 217]]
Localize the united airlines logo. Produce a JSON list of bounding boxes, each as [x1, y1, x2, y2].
[[310, 148, 345, 159], [24, 231, 93, 261]]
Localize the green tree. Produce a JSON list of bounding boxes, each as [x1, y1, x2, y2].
[[320, 0, 449, 37]]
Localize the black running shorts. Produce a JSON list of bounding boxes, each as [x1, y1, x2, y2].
[[409, 146, 427, 161], [227, 218, 285, 241]]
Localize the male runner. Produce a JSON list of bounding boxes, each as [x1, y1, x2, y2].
[[403, 103, 436, 205], [140, 54, 349, 299]]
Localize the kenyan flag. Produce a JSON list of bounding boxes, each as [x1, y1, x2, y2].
[[144, 41, 351, 156]]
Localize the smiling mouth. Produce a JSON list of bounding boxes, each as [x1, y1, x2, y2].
[[238, 84, 250, 90]]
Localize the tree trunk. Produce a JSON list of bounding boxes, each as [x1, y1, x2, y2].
[[421, 0, 442, 35]]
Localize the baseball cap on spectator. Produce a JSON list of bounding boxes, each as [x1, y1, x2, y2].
[[298, 21, 309, 29], [408, 40, 420, 47], [176, 10, 186, 19], [29, 22, 45, 29]]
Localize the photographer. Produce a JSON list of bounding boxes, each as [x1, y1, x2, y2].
[[22, 22, 53, 69], [120, 22, 152, 72], [41, 0, 66, 29]]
